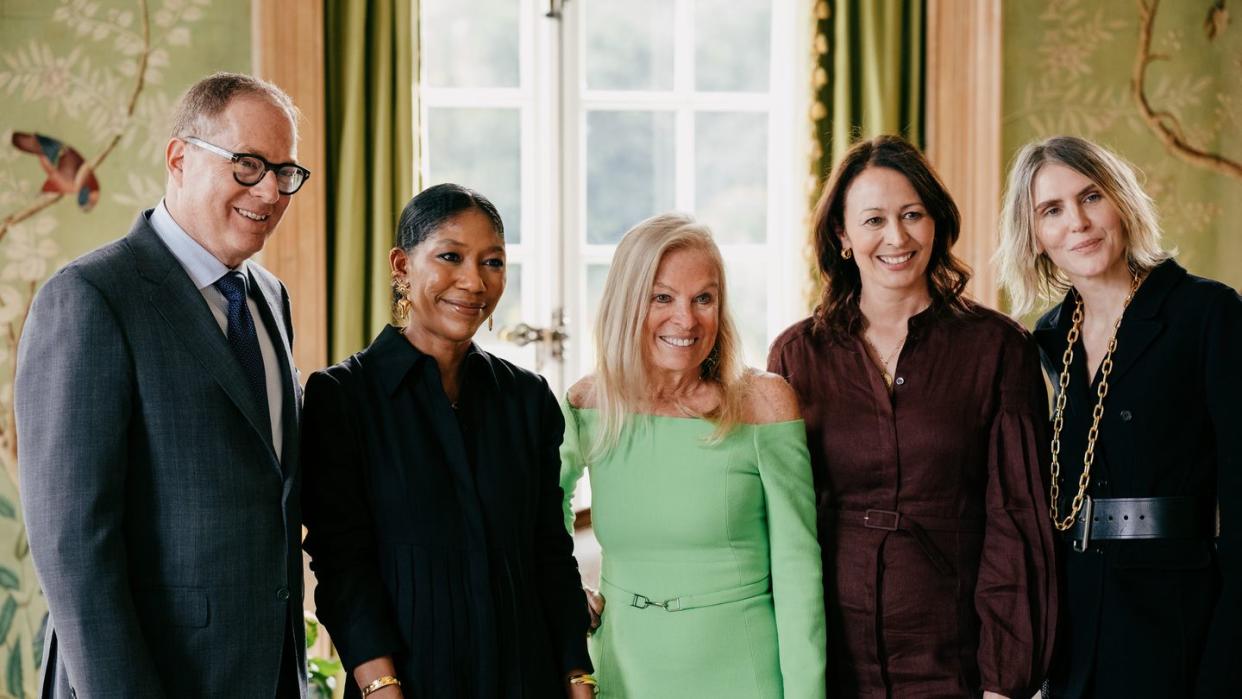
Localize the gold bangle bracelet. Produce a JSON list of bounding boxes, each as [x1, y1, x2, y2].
[[360, 675, 401, 697], [569, 673, 600, 695]]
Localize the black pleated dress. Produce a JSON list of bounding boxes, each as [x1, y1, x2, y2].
[[302, 325, 592, 698]]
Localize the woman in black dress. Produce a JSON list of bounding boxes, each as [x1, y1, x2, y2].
[[997, 136, 1241, 697], [302, 183, 595, 698]]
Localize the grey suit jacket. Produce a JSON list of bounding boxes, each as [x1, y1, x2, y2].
[[16, 211, 305, 698]]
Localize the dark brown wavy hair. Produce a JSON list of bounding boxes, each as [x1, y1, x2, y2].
[[811, 135, 972, 340]]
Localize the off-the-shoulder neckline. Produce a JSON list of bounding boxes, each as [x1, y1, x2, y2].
[[565, 403, 803, 428]]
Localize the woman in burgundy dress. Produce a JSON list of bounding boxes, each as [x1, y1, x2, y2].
[[768, 135, 1057, 698]]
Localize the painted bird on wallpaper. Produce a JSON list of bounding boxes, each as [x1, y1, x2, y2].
[[10, 132, 101, 212]]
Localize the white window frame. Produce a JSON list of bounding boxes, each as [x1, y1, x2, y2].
[[419, 0, 812, 388]]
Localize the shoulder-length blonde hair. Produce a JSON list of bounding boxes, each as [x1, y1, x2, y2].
[[589, 212, 747, 459], [997, 135, 1173, 316]]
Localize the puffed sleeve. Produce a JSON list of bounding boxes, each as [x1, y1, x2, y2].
[[300, 369, 403, 671], [974, 333, 1058, 697], [533, 383, 594, 674], [1196, 287, 1242, 695], [755, 421, 827, 699], [558, 397, 588, 536]]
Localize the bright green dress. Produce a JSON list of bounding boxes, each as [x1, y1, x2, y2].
[[561, 403, 827, 698]]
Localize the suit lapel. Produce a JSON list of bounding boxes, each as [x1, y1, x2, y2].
[[1105, 261, 1183, 385], [125, 217, 279, 465], [1106, 319, 1163, 386], [249, 268, 300, 475], [1033, 297, 1091, 404]]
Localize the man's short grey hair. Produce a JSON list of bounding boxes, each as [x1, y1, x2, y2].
[[169, 72, 299, 140]]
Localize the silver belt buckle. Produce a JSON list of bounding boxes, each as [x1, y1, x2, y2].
[[1072, 495, 1094, 553], [631, 592, 681, 611]]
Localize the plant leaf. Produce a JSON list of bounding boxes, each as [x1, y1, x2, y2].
[[0, 595, 15, 645], [0, 567, 18, 590], [0, 494, 15, 519], [6, 637, 21, 697], [34, 610, 49, 670], [304, 615, 318, 649]]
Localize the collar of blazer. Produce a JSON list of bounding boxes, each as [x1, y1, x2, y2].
[[363, 323, 501, 398], [123, 210, 293, 468], [1035, 258, 1185, 392]]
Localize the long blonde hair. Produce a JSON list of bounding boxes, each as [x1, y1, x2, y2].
[[997, 136, 1172, 316], [589, 213, 747, 459]]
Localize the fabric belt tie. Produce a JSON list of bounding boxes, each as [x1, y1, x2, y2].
[[827, 508, 984, 577], [601, 575, 770, 613], [1065, 495, 1215, 552], [213, 271, 269, 418]]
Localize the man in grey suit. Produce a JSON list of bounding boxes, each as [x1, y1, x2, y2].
[[16, 72, 308, 698]]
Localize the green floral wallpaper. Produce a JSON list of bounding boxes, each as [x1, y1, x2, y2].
[[1003, 0, 1242, 300], [0, 1, 248, 695]]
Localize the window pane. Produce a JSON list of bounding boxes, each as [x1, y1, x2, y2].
[[584, 0, 674, 90], [426, 107, 522, 244], [580, 263, 611, 370], [586, 111, 675, 245], [723, 255, 768, 367], [695, 0, 771, 92], [422, 0, 520, 88], [696, 112, 767, 244], [478, 262, 534, 365], [493, 261, 523, 329]]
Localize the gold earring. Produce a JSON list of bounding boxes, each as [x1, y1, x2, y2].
[[393, 277, 412, 325], [841, 247, 853, 260], [488, 315, 494, 332]]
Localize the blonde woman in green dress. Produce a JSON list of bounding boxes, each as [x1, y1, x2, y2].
[[560, 213, 827, 697]]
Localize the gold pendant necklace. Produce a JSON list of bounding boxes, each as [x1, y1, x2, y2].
[[863, 333, 906, 388], [1048, 273, 1143, 531]]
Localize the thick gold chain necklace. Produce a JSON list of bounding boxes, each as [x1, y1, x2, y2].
[[1049, 273, 1143, 531]]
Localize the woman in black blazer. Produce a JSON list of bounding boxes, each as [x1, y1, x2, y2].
[[302, 184, 595, 698], [997, 136, 1241, 697]]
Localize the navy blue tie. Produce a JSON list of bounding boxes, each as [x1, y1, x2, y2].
[[213, 271, 269, 417]]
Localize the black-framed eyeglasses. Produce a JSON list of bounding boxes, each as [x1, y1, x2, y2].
[[183, 136, 311, 196]]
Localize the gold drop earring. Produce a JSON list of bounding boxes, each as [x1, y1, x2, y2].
[[393, 277, 412, 325]]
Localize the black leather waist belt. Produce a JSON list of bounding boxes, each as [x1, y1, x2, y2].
[[1066, 495, 1215, 552]]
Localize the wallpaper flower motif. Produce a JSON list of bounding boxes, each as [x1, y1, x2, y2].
[[1003, 0, 1242, 295]]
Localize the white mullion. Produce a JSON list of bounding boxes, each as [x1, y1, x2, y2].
[[674, 107, 695, 214], [769, 0, 814, 337], [420, 86, 526, 107], [580, 245, 619, 262], [517, 0, 537, 370], [675, 0, 695, 93], [561, 0, 587, 381], [674, 0, 696, 213], [579, 91, 768, 110], [716, 243, 772, 256], [418, 94, 432, 188]]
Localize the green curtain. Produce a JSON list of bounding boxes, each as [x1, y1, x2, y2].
[[804, 0, 923, 302], [325, 0, 417, 362], [810, 0, 924, 179]]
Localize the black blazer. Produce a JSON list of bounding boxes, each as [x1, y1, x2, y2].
[[1033, 260, 1241, 698], [301, 325, 591, 698]]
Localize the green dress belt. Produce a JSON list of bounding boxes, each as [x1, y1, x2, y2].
[[602, 576, 772, 613]]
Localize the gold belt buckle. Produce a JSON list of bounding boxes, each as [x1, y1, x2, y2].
[[1072, 495, 1094, 553]]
